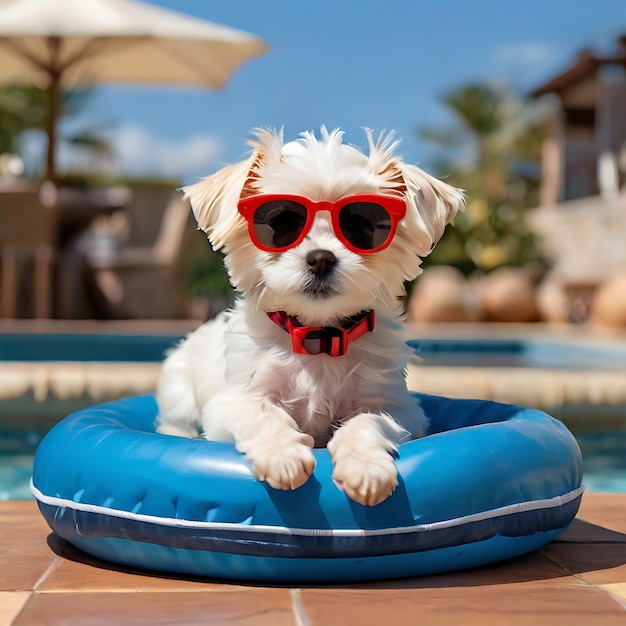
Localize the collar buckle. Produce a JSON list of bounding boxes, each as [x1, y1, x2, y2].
[[268, 311, 375, 357]]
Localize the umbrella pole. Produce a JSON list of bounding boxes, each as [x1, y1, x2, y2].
[[45, 77, 60, 187], [45, 37, 61, 187]]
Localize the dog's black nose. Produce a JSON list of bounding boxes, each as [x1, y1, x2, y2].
[[306, 249, 337, 276]]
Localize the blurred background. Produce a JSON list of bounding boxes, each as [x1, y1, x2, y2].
[[1, 0, 626, 499], [0, 0, 625, 326]]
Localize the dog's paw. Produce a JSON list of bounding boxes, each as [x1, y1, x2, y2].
[[247, 435, 316, 490], [331, 448, 398, 506]]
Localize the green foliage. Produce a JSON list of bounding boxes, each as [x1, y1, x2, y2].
[[0, 86, 47, 154], [0, 84, 112, 171], [419, 82, 546, 273], [184, 238, 232, 299]]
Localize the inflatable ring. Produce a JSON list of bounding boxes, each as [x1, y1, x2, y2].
[[31, 393, 583, 582]]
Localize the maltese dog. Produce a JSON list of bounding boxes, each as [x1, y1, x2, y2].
[[156, 127, 464, 506]]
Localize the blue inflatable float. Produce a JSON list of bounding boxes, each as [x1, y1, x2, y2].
[[31, 393, 583, 582]]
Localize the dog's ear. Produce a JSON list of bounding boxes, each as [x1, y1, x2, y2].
[[182, 156, 256, 251], [182, 128, 284, 251], [397, 163, 465, 257]]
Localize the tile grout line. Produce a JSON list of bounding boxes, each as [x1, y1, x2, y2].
[[538, 547, 582, 579], [31, 555, 61, 591], [539, 545, 626, 609], [290, 588, 310, 626], [596, 586, 626, 611]]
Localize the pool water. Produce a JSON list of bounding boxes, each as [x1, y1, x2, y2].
[[0, 333, 182, 362], [408, 338, 626, 370], [1, 334, 625, 368], [2, 427, 625, 500], [2, 333, 625, 498], [576, 431, 626, 492], [0, 428, 43, 500]]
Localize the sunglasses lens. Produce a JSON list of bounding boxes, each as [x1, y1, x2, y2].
[[253, 200, 308, 249], [339, 202, 393, 251]]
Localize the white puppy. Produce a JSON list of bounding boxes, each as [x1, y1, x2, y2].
[[157, 127, 464, 506]]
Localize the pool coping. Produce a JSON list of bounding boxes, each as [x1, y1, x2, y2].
[[403, 322, 626, 429], [1, 321, 625, 430]]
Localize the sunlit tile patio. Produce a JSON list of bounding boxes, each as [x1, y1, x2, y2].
[[1, 494, 625, 625]]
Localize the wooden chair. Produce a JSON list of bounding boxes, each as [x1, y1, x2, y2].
[[0, 188, 58, 318], [86, 194, 192, 319]]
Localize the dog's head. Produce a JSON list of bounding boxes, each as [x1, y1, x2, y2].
[[184, 127, 464, 326]]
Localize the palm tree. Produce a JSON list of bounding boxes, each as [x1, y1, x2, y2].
[[419, 82, 545, 272], [0, 85, 112, 181], [0, 85, 47, 155]]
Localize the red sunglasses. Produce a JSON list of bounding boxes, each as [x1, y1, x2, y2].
[[237, 193, 406, 254]]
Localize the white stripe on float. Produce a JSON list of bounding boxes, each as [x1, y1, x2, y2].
[[30, 480, 584, 539]]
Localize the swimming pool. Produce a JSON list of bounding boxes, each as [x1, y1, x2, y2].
[[1, 332, 625, 368], [2, 424, 624, 500], [1, 329, 626, 498], [0, 332, 182, 362], [408, 337, 626, 370]]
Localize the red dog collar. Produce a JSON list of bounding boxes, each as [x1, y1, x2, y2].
[[268, 310, 375, 357]]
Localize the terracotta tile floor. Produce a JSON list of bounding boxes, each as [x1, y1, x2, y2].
[[1, 494, 625, 625]]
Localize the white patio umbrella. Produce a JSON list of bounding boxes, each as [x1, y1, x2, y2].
[[0, 0, 268, 183]]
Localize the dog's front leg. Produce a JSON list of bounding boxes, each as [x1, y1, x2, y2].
[[327, 413, 401, 506], [202, 391, 316, 490]]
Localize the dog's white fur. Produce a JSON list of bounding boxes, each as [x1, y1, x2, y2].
[[156, 127, 464, 506]]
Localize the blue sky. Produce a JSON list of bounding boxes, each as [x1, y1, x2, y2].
[[49, 0, 626, 183]]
